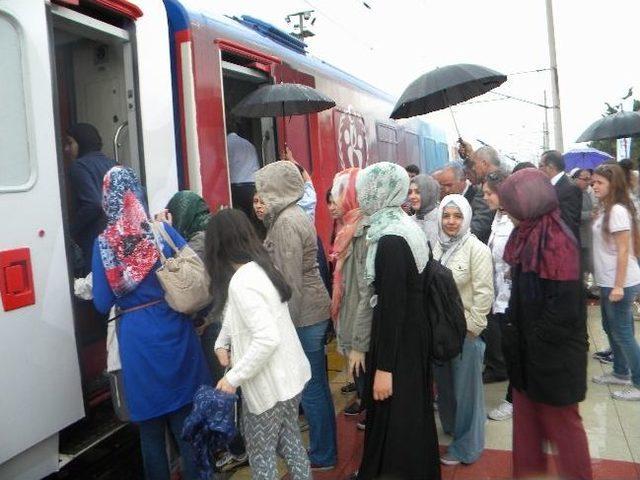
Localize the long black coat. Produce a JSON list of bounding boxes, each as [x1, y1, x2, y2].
[[503, 266, 588, 406], [359, 235, 440, 480]]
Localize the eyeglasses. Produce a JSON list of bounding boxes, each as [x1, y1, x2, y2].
[[486, 171, 505, 182]]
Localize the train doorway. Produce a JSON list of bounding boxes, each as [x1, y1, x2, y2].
[[50, 4, 143, 465]]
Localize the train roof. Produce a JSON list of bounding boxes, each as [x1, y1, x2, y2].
[[163, 0, 448, 143], [164, 0, 396, 101]]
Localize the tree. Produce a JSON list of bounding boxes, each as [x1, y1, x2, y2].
[[588, 93, 640, 165]]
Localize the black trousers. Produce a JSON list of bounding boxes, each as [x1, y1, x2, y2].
[[483, 312, 508, 379]]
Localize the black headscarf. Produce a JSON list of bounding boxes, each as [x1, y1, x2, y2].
[[68, 123, 103, 158]]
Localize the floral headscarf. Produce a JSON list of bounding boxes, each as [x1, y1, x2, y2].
[[98, 167, 159, 297], [167, 191, 211, 241], [329, 168, 363, 322], [437, 194, 473, 266], [357, 162, 429, 284]]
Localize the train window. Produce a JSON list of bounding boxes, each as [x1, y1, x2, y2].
[[421, 137, 437, 172], [0, 15, 33, 191], [376, 123, 398, 164], [403, 131, 420, 168]]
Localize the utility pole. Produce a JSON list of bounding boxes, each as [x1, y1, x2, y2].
[[545, 0, 564, 151], [285, 10, 315, 40], [543, 90, 550, 151]]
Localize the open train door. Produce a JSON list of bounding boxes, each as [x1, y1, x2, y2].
[[0, 1, 143, 478], [0, 2, 85, 479]]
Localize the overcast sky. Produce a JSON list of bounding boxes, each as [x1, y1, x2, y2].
[[212, 0, 640, 163]]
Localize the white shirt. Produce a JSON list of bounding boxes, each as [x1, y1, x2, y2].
[[550, 171, 564, 186], [227, 133, 260, 184], [592, 204, 640, 288], [462, 179, 471, 197], [488, 211, 514, 314], [215, 262, 311, 415]]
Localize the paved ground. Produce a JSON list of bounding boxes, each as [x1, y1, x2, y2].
[[228, 304, 640, 479]]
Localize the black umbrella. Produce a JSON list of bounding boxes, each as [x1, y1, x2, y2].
[[232, 83, 335, 145], [390, 63, 507, 136], [576, 110, 640, 143]]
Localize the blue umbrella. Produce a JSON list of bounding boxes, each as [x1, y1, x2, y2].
[[563, 147, 613, 172]]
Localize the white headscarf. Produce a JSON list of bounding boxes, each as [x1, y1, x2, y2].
[[357, 162, 429, 284], [437, 194, 473, 266]]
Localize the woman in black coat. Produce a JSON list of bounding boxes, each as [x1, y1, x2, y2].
[[355, 162, 440, 480], [498, 169, 592, 480]]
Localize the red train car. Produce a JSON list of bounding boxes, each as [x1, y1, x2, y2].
[[164, 0, 450, 247]]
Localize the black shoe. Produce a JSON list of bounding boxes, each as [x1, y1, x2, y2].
[[482, 371, 508, 384], [593, 348, 612, 360], [341, 382, 356, 395], [343, 401, 365, 416]]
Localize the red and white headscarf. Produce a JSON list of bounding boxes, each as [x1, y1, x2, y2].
[[329, 168, 363, 323], [98, 167, 159, 297]]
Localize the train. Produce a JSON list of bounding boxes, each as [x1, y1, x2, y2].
[[0, 1, 449, 478]]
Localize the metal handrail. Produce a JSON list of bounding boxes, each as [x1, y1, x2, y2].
[[113, 121, 128, 164]]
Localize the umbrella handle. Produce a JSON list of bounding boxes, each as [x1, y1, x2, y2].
[[448, 105, 461, 139], [443, 89, 462, 138]]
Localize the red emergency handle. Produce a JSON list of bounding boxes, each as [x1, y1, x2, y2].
[[0, 248, 35, 311]]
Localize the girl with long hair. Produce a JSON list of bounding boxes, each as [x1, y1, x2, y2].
[[591, 163, 640, 401], [482, 171, 515, 421], [205, 209, 312, 479], [255, 161, 336, 470]]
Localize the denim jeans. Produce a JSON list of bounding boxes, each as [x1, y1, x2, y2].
[[600, 284, 640, 387], [434, 336, 486, 464], [138, 404, 198, 480], [296, 319, 337, 467]]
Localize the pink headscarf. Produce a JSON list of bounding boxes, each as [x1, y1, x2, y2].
[[329, 168, 363, 323]]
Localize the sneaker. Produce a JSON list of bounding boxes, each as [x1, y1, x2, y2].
[[592, 372, 631, 386], [488, 400, 513, 421], [598, 353, 614, 365], [341, 382, 356, 395], [215, 451, 249, 472], [593, 348, 612, 360], [344, 401, 365, 416], [440, 453, 461, 466], [356, 421, 366, 431], [311, 464, 336, 471], [612, 385, 640, 401]]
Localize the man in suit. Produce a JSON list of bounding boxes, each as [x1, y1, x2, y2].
[[434, 162, 494, 243], [539, 150, 582, 240]]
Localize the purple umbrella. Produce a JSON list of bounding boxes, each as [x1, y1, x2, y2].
[[563, 147, 613, 172]]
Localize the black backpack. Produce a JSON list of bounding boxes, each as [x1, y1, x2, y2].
[[423, 242, 467, 361]]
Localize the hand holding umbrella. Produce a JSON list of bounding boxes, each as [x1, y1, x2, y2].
[[390, 63, 507, 151]]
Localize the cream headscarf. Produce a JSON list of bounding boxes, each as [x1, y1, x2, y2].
[[357, 162, 429, 284], [437, 194, 473, 266]]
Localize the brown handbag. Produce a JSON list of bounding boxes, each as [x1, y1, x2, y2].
[[152, 222, 213, 314]]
